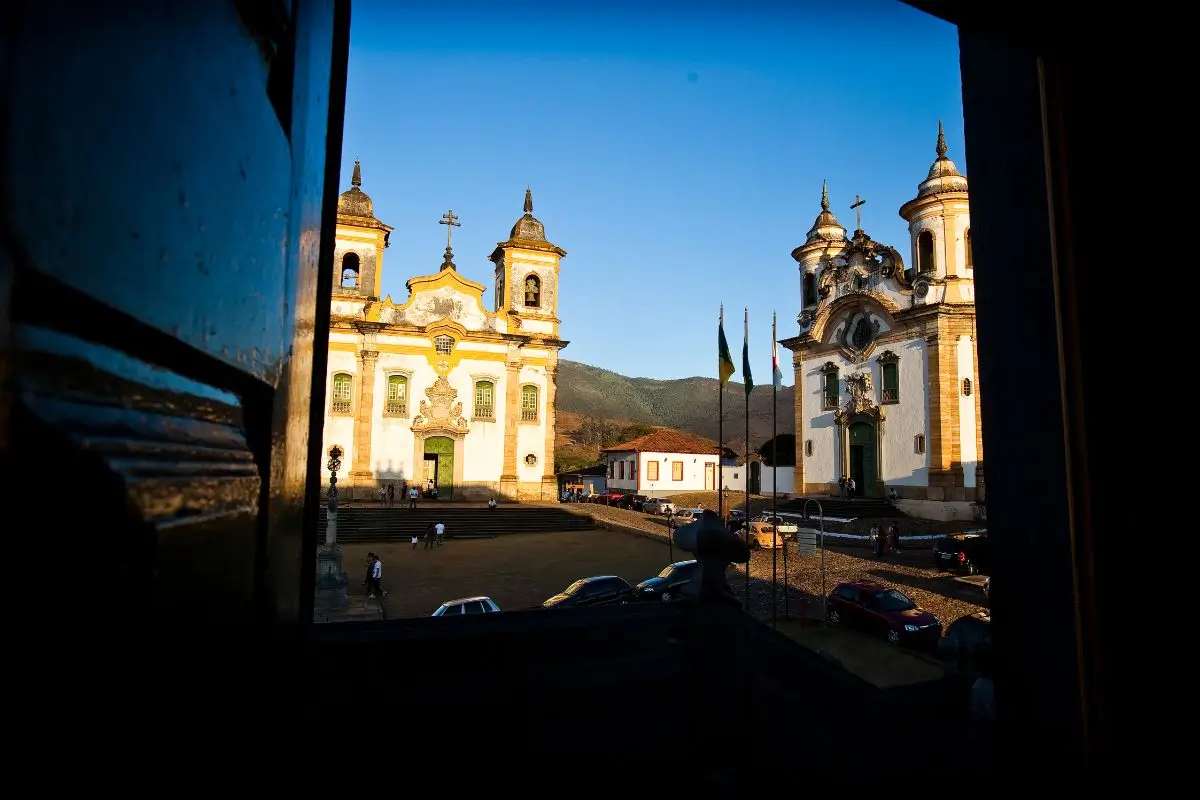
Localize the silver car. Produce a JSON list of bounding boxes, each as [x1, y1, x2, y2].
[[432, 596, 501, 616]]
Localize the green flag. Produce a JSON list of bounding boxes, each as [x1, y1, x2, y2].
[[742, 313, 754, 396], [718, 308, 734, 386]]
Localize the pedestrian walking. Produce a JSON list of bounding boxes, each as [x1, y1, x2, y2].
[[387, 483, 395, 507], [838, 475, 847, 499], [870, 523, 883, 558], [435, 520, 446, 546], [378, 485, 387, 506], [411, 534, 419, 551], [408, 485, 419, 509], [362, 552, 375, 593], [424, 523, 435, 550], [368, 554, 387, 599], [887, 521, 901, 552], [847, 477, 856, 499]]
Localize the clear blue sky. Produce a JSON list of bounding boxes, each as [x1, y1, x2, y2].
[[342, 0, 964, 382]]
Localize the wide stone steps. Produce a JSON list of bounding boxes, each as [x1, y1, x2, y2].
[[317, 506, 597, 544], [778, 496, 906, 520]]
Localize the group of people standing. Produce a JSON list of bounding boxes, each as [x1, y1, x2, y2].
[[378, 483, 425, 509], [869, 521, 902, 559], [411, 520, 447, 550]]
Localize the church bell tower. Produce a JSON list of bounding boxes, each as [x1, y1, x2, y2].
[[333, 159, 393, 301], [489, 188, 567, 338], [898, 122, 972, 304]]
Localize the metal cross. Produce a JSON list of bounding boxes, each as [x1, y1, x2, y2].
[[850, 195, 866, 231], [439, 209, 461, 248]]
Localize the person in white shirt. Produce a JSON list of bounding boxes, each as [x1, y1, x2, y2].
[[411, 534, 418, 551], [378, 485, 386, 506], [408, 486, 418, 509], [368, 555, 387, 599], [434, 521, 446, 546], [487, 498, 497, 509]]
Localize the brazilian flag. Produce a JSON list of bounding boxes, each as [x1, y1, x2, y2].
[[718, 311, 735, 387]]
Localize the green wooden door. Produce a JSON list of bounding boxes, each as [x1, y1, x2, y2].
[[424, 436, 455, 500], [848, 422, 878, 498]]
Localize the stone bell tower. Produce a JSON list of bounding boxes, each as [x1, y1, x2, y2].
[[333, 159, 393, 301], [489, 188, 567, 339], [898, 122, 973, 304]]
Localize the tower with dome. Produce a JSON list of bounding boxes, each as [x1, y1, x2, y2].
[[780, 123, 983, 520], [322, 161, 567, 502]]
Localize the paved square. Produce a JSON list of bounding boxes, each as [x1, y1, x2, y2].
[[342, 530, 679, 618]]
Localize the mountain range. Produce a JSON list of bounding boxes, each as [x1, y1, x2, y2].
[[554, 359, 795, 470]]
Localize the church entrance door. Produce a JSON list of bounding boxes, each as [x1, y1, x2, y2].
[[848, 421, 878, 498], [704, 463, 715, 491], [749, 461, 761, 495], [423, 436, 455, 500]]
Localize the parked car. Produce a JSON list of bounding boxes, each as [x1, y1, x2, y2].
[[742, 520, 784, 549], [755, 514, 799, 539], [672, 507, 706, 524], [542, 575, 632, 608], [826, 580, 942, 648], [933, 533, 990, 575], [616, 493, 648, 511], [643, 498, 676, 516], [432, 596, 502, 616], [628, 560, 699, 602], [939, 610, 992, 678]]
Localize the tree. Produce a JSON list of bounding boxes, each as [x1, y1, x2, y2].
[[618, 422, 656, 442], [757, 434, 796, 466]]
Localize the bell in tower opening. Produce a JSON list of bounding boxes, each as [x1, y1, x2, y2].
[[524, 275, 541, 307]]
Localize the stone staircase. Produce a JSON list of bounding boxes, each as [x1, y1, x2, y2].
[[778, 496, 906, 520], [317, 506, 597, 544]]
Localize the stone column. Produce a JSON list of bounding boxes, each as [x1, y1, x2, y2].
[[499, 356, 521, 499], [348, 349, 378, 498], [792, 353, 805, 495], [541, 364, 559, 500], [926, 319, 965, 501]]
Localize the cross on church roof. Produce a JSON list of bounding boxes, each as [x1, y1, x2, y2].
[[439, 209, 461, 249], [850, 195, 867, 232]]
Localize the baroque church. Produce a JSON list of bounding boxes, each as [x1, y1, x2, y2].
[[321, 161, 566, 502], [781, 124, 982, 521]]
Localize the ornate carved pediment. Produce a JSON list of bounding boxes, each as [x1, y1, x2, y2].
[[411, 375, 470, 435], [835, 371, 884, 422]]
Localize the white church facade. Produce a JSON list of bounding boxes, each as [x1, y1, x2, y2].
[[321, 162, 566, 502], [781, 124, 983, 521]]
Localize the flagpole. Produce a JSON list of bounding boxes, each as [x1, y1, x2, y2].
[[743, 308, 750, 611], [771, 311, 779, 629], [718, 304, 725, 517]]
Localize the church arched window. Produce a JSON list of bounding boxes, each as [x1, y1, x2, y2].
[[385, 374, 407, 416], [331, 373, 353, 415], [340, 252, 360, 288], [523, 274, 541, 308], [917, 231, 935, 274], [474, 380, 495, 419], [802, 272, 817, 308], [965, 228, 973, 268], [520, 384, 539, 422], [820, 363, 840, 410]]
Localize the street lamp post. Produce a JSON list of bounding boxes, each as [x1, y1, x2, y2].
[[315, 444, 350, 616]]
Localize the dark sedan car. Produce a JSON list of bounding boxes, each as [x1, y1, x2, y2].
[[628, 560, 699, 603], [933, 533, 989, 575], [826, 580, 942, 649], [542, 575, 632, 609], [939, 611, 992, 678]]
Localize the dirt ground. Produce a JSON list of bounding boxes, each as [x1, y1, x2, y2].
[[341, 529, 677, 618]]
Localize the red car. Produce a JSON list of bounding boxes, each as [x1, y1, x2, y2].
[[826, 580, 942, 648]]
